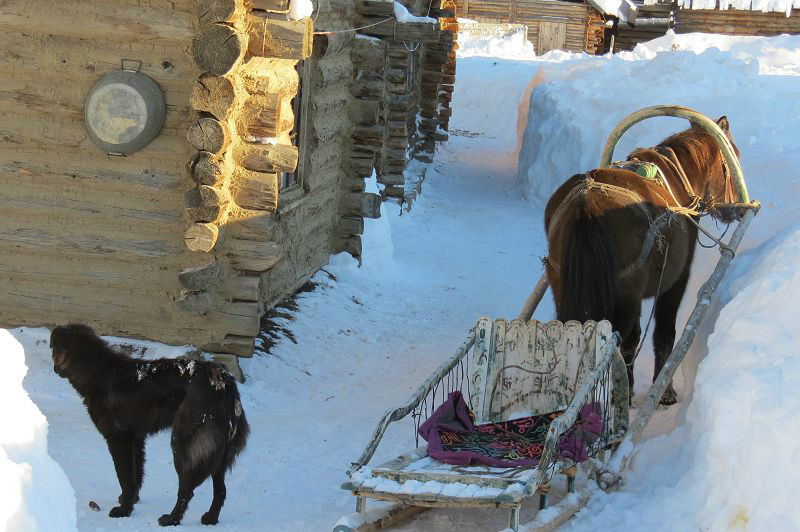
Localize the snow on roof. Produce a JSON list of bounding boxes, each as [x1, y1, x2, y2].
[[652, 0, 800, 15], [393, 1, 437, 24], [587, 0, 639, 21]]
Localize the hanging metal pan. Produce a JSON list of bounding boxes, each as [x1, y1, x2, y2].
[[84, 69, 166, 155]]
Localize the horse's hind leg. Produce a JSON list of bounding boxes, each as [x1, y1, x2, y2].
[[652, 268, 691, 406], [201, 468, 226, 525], [616, 301, 642, 402]]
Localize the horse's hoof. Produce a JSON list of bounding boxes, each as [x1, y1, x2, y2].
[[109, 505, 132, 518], [660, 388, 678, 406], [201, 512, 219, 525], [158, 514, 181, 527]]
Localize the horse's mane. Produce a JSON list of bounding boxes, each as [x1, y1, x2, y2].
[[657, 126, 724, 174]]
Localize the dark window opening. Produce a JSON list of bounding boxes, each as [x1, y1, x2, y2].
[[280, 61, 305, 193]]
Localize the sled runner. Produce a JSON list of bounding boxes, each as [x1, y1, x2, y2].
[[334, 106, 759, 532]]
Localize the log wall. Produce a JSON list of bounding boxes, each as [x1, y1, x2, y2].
[[344, 0, 454, 210], [614, 2, 799, 53], [0, 0, 314, 364], [454, 0, 605, 54], [0, 0, 450, 363], [0, 0, 206, 343], [674, 6, 800, 35]]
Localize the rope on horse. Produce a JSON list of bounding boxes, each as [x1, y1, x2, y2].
[[628, 243, 670, 370], [613, 148, 735, 257]]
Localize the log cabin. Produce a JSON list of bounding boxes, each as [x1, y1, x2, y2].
[[0, 0, 456, 376], [453, 0, 635, 54], [615, 0, 799, 52]]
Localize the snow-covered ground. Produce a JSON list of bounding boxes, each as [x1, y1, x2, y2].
[[8, 27, 800, 532]]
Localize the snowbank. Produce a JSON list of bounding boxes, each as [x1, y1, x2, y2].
[[514, 30, 800, 532], [457, 20, 536, 59], [518, 31, 800, 203], [0, 330, 77, 532]]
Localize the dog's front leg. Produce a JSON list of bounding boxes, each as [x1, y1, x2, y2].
[[106, 434, 139, 517]]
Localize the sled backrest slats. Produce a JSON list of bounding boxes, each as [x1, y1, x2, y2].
[[469, 318, 613, 423]]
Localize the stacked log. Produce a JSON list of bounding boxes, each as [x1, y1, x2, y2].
[[345, 0, 445, 208], [437, 0, 458, 134], [414, 0, 458, 162], [378, 42, 415, 199], [340, 35, 385, 260], [674, 6, 800, 37], [186, 0, 313, 361]]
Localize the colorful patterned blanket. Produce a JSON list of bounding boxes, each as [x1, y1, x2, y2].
[[418, 391, 603, 468]]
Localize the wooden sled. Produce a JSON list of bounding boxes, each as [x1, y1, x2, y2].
[[334, 318, 630, 532]]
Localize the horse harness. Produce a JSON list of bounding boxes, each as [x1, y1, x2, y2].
[[548, 147, 733, 280]]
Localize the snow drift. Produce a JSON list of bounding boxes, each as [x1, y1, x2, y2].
[[514, 30, 800, 532], [0, 330, 77, 532]]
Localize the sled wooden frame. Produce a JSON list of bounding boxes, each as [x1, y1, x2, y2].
[[334, 318, 629, 532]]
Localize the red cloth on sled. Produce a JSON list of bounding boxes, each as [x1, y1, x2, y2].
[[418, 391, 603, 467]]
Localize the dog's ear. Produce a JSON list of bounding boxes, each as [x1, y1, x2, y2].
[[50, 325, 68, 350]]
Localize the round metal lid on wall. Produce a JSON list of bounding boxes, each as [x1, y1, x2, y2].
[[84, 67, 166, 155]]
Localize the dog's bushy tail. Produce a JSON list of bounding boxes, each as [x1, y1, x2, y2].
[[223, 383, 249, 471]]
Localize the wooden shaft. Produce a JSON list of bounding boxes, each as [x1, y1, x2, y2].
[[231, 168, 278, 211], [600, 203, 759, 489], [538, 489, 549, 510], [518, 271, 549, 322], [509, 507, 520, 531]]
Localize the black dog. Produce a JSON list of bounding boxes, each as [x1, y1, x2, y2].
[[50, 324, 249, 526]]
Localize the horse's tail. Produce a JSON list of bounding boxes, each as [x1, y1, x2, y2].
[[556, 195, 618, 323]]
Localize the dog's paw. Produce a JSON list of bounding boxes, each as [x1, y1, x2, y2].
[[109, 505, 132, 518], [158, 514, 181, 527], [201, 512, 219, 526]]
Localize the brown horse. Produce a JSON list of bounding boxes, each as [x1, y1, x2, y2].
[[544, 117, 738, 405]]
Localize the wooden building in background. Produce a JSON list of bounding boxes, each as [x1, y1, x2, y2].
[[0, 0, 456, 375], [453, 0, 617, 54], [615, 0, 800, 52], [673, 0, 800, 35]]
